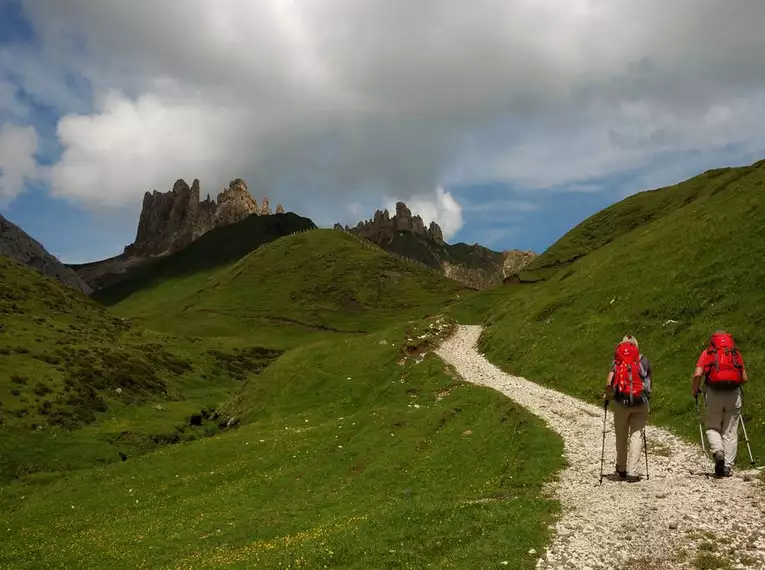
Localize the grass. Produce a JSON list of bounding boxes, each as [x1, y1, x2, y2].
[[0, 316, 564, 569], [108, 229, 472, 341], [0, 256, 283, 483], [1, 228, 567, 568], [453, 158, 765, 464], [89, 212, 317, 305]]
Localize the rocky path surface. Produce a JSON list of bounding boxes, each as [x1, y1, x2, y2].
[[435, 325, 765, 570]]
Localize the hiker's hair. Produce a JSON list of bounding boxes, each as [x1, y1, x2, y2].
[[622, 335, 639, 349]]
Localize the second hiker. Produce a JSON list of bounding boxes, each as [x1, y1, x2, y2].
[[692, 330, 748, 477], [604, 335, 653, 482]]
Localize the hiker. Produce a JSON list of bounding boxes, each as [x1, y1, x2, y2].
[[692, 330, 748, 477], [604, 335, 652, 482]]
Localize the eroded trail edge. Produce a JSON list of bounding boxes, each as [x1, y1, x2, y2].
[[435, 325, 765, 570]]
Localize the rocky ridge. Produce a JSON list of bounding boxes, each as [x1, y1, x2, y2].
[[0, 213, 92, 294], [336, 202, 536, 289], [336, 201, 445, 245], [71, 177, 285, 291], [126, 178, 282, 257]]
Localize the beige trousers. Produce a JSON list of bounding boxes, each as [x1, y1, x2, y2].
[[612, 402, 648, 476], [704, 387, 742, 468]]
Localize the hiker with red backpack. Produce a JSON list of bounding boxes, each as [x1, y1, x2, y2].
[[603, 335, 652, 482], [692, 330, 749, 477]]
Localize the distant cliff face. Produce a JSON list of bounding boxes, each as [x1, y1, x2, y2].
[[71, 177, 286, 291], [125, 178, 280, 257], [343, 202, 445, 245], [336, 202, 536, 289], [0, 213, 93, 294]]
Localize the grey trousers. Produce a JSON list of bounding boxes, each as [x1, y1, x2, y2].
[[704, 387, 742, 468]]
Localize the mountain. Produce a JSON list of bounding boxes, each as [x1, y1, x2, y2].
[[69, 177, 286, 291], [0, 212, 92, 294], [104, 228, 472, 340], [0, 255, 195, 435], [336, 201, 536, 289], [93, 211, 317, 307], [459, 157, 765, 462]]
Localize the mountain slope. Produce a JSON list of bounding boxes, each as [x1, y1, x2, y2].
[[92, 212, 316, 306], [0, 316, 564, 569], [111, 229, 471, 340], [0, 255, 203, 432], [520, 164, 758, 280], [453, 158, 765, 462], [0, 255, 284, 482], [0, 213, 92, 294]]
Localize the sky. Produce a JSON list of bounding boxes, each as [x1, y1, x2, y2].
[[2, 1, 765, 264]]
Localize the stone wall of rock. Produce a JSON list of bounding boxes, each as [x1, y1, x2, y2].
[[124, 178, 284, 257], [502, 249, 537, 277], [349, 201, 445, 245]]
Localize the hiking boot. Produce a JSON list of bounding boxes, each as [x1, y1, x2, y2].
[[722, 466, 732, 477], [615, 469, 626, 478], [713, 452, 725, 477]]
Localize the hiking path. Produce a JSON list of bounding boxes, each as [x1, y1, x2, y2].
[[435, 325, 765, 570]]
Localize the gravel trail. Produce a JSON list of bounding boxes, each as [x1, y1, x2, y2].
[[435, 325, 765, 570]]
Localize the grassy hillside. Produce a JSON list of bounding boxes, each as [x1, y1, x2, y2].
[[520, 163, 760, 281], [110, 229, 471, 341], [0, 256, 282, 483], [92, 212, 316, 305], [0, 316, 564, 569], [456, 158, 765, 463]]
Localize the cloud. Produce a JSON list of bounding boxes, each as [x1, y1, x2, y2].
[[385, 187, 464, 241], [0, 123, 39, 203], [47, 90, 245, 207], [7, 0, 765, 216], [0, 81, 29, 121]]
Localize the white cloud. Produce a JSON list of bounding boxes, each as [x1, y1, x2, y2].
[[385, 187, 464, 241], [7, 0, 765, 215], [47, 90, 245, 207], [0, 123, 40, 203]]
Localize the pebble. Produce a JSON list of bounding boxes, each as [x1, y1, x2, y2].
[[436, 325, 765, 570]]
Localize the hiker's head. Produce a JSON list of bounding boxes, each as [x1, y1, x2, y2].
[[713, 329, 729, 336], [622, 335, 639, 349]]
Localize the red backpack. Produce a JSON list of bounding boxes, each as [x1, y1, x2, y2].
[[704, 332, 744, 388], [611, 341, 647, 405]]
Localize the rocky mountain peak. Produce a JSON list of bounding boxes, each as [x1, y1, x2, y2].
[[345, 201, 445, 245], [124, 177, 284, 258]]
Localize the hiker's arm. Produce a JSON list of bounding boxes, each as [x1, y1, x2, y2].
[[604, 371, 614, 399], [742, 367, 748, 383], [692, 366, 704, 397]]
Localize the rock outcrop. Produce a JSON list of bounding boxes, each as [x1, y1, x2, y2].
[[0, 213, 93, 294], [72, 177, 287, 291], [337, 201, 536, 290], [502, 249, 537, 277], [125, 178, 268, 257], [351, 201, 445, 245]]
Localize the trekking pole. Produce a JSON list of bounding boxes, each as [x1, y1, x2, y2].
[[695, 394, 706, 454], [739, 415, 755, 466], [642, 428, 650, 480], [599, 399, 609, 485]]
